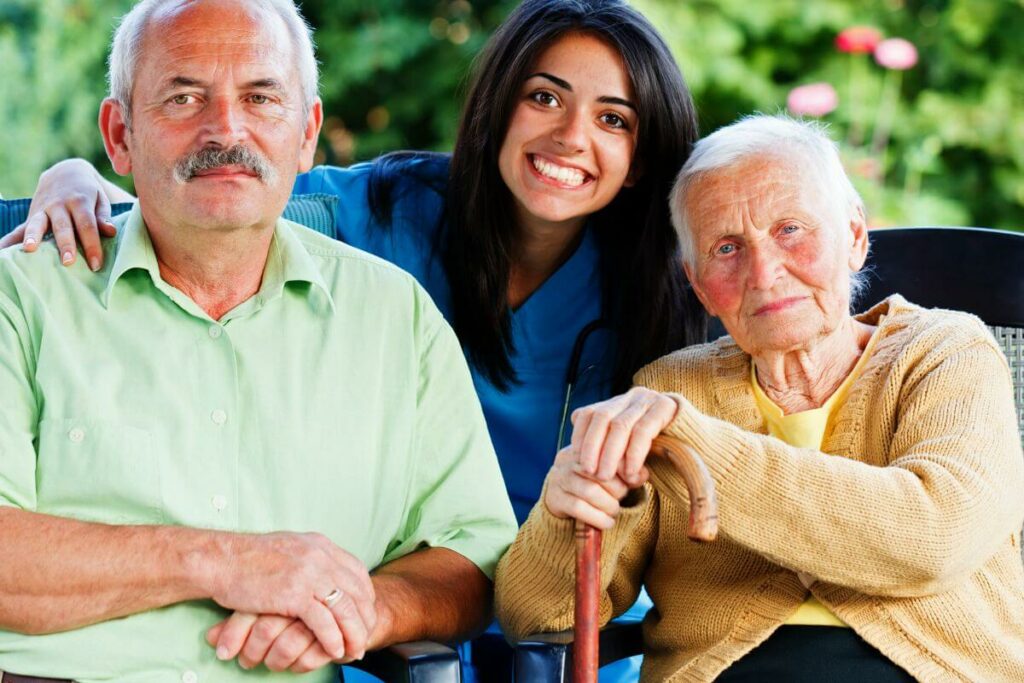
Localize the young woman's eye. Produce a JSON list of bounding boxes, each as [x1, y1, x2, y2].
[[600, 112, 628, 129], [530, 91, 559, 108]]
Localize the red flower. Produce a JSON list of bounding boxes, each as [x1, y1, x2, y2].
[[836, 26, 883, 54]]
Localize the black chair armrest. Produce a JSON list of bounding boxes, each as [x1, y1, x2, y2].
[[343, 641, 461, 682], [512, 618, 643, 683]]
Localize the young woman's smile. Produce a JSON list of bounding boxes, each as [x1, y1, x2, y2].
[[498, 32, 639, 234]]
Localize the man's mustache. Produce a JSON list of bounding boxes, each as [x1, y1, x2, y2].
[[172, 145, 275, 184]]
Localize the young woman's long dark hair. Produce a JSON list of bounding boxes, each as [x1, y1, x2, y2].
[[374, 0, 705, 392]]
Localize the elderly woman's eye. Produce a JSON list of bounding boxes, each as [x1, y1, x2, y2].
[[780, 224, 800, 235], [716, 243, 736, 255]]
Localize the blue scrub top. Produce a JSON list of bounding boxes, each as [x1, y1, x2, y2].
[[293, 158, 615, 523]]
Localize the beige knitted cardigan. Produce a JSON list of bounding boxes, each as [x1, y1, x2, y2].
[[495, 296, 1024, 682]]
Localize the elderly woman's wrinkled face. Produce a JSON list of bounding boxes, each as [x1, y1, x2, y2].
[[683, 155, 868, 355]]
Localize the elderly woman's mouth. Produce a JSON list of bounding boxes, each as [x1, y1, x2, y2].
[[754, 296, 807, 316]]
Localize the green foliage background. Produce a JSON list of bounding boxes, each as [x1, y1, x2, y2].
[[0, 0, 1021, 230]]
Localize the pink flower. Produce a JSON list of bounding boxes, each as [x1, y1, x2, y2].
[[786, 83, 839, 117], [836, 26, 883, 53], [874, 38, 918, 70]]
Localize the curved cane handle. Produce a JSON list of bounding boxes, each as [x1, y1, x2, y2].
[[650, 435, 719, 542]]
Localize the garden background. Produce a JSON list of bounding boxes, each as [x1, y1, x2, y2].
[[0, 0, 1021, 231]]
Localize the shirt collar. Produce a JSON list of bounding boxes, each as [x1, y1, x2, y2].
[[101, 204, 335, 314]]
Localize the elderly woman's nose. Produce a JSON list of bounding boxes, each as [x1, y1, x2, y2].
[[747, 244, 783, 290]]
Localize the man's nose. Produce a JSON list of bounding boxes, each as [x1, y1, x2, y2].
[[199, 96, 247, 147]]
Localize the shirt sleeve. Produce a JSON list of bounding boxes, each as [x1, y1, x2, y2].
[[0, 261, 39, 510], [379, 287, 518, 579]]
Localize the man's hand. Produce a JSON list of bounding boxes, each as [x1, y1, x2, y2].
[[14, 159, 121, 270], [204, 531, 377, 662], [206, 614, 336, 673]]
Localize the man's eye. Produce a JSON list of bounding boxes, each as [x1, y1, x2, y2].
[[531, 91, 558, 108], [170, 94, 193, 105], [250, 94, 270, 104]]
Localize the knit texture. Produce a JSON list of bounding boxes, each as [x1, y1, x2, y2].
[[495, 296, 1024, 682]]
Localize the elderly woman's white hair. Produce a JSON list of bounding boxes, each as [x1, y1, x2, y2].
[[107, 0, 320, 129], [670, 115, 870, 299]]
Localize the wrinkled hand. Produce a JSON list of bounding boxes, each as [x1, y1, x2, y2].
[[206, 613, 336, 672], [208, 532, 377, 663], [571, 387, 679, 483], [543, 446, 640, 529], [15, 159, 117, 270]]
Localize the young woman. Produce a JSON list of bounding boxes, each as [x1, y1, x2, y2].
[[4, 1, 704, 677]]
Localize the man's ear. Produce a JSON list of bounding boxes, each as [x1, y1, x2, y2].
[[847, 203, 869, 272], [297, 98, 324, 173], [99, 98, 132, 176]]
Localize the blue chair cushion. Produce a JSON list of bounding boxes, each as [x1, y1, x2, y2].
[[0, 193, 339, 240]]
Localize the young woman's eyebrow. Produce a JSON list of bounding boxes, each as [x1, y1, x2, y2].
[[526, 72, 636, 112]]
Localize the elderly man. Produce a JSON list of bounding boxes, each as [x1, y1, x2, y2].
[[0, 0, 516, 680], [496, 115, 1024, 681]]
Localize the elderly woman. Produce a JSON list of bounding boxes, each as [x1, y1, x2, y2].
[[494, 115, 1024, 682]]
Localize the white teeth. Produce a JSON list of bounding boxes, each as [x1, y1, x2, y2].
[[531, 156, 586, 187]]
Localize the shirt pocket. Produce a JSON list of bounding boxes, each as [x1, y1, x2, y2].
[[35, 417, 164, 524]]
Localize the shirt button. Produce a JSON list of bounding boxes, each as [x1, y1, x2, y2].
[[210, 409, 228, 425], [211, 494, 228, 511], [208, 325, 222, 339], [182, 671, 198, 683], [68, 427, 85, 443]]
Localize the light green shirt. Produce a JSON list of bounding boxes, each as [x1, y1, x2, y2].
[[0, 206, 517, 682]]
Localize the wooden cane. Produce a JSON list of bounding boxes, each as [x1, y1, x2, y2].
[[573, 435, 718, 683]]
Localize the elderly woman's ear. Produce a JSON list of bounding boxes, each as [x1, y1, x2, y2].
[[847, 204, 870, 273]]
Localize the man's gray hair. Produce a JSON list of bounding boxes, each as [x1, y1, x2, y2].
[[108, 0, 319, 129], [669, 114, 870, 301]]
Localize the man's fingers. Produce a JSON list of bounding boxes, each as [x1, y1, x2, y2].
[[213, 611, 259, 662], [205, 619, 226, 646], [289, 642, 336, 673], [239, 614, 294, 670], [299, 601, 347, 661], [97, 190, 117, 238], [49, 208, 77, 266], [263, 620, 316, 672], [326, 590, 369, 660]]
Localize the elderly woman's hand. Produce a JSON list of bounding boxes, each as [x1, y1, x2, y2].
[[572, 387, 679, 485], [543, 446, 643, 529]]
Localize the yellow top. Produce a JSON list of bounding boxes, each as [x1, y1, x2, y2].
[[751, 318, 883, 627], [495, 297, 1024, 683]]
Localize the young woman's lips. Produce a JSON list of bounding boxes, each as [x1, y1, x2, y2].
[[526, 154, 593, 189], [754, 296, 806, 316]]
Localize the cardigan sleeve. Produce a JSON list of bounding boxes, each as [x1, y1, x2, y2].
[[638, 335, 1024, 599], [494, 481, 658, 640]]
